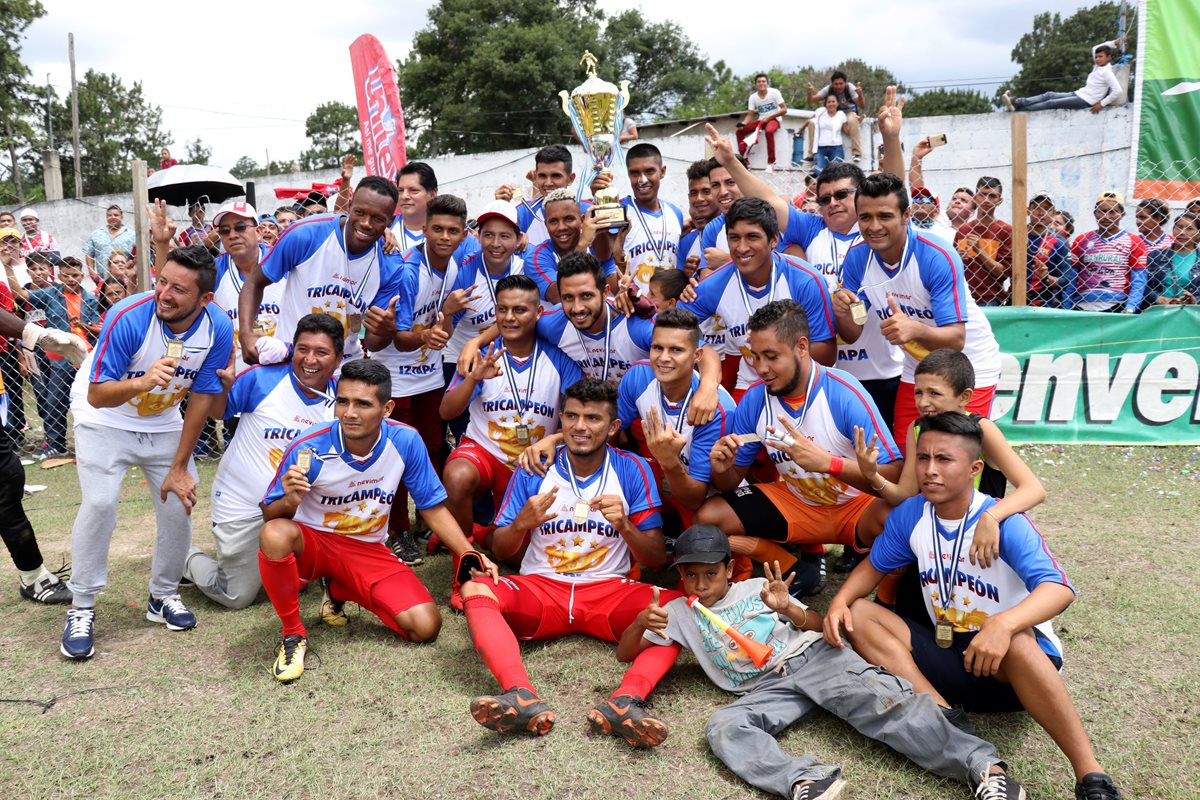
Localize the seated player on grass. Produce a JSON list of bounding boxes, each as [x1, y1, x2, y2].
[[258, 358, 497, 683], [461, 378, 681, 748], [851, 348, 1046, 610], [439, 274, 583, 551], [617, 524, 1028, 800], [698, 299, 902, 596], [824, 412, 1122, 800]]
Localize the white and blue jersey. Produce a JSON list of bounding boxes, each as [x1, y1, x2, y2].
[[870, 492, 1072, 660], [698, 212, 790, 269], [678, 253, 835, 390], [447, 339, 583, 467], [71, 292, 233, 433], [731, 364, 898, 507], [213, 243, 285, 374], [536, 300, 653, 384], [263, 419, 447, 545], [840, 228, 1001, 385], [621, 197, 683, 296], [495, 445, 661, 582], [388, 219, 425, 254], [516, 198, 549, 252], [784, 207, 902, 382], [211, 364, 336, 524], [528, 240, 616, 301], [374, 243, 462, 396], [617, 362, 735, 486], [260, 215, 404, 361], [444, 252, 527, 363]]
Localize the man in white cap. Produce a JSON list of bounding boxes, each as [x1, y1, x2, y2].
[[18, 208, 57, 256]]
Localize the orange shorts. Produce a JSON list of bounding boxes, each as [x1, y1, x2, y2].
[[723, 484, 875, 551]]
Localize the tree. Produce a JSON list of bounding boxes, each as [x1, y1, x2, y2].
[[49, 70, 170, 197], [903, 88, 995, 118], [396, 0, 718, 155], [185, 137, 212, 165], [0, 0, 47, 205], [231, 155, 259, 179], [997, 2, 1134, 102], [300, 101, 360, 171]]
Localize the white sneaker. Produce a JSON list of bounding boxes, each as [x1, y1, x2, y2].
[[765, 163, 776, 173]]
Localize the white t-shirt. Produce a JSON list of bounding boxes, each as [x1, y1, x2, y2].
[[747, 88, 785, 120], [621, 197, 683, 296], [814, 108, 847, 147]]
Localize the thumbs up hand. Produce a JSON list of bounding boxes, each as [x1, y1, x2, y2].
[[363, 296, 399, 336], [879, 294, 919, 345], [422, 312, 451, 350], [638, 586, 670, 635]]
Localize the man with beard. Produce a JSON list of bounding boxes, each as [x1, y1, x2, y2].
[[60, 245, 234, 659]]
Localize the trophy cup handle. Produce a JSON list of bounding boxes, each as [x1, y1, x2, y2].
[[558, 90, 572, 116], [617, 80, 631, 113]]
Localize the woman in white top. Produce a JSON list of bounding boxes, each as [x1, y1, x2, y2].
[[809, 94, 850, 170]]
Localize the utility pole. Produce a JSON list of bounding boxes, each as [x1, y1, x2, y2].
[[69, 33, 82, 198], [46, 73, 54, 148]]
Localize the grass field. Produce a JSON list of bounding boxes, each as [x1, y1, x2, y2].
[[1, 443, 1197, 799]]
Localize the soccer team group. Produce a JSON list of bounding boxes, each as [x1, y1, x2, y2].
[[27, 96, 1123, 800]]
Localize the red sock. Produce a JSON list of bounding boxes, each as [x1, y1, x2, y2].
[[612, 641, 681, 700], [258, 551, 306, 637], [463, 594, 533, 693]]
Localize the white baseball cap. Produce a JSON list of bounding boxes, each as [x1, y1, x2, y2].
[[212, 200, 258, 227], [18, 207, 38, 220], [475, 200, 520, 229]]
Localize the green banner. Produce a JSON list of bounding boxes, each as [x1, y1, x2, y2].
[[1133, 0, 1200, 198], [985, 306, 1200, 445]]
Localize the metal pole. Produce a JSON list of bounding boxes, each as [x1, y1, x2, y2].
[[69, 33, 82, 198], [46, 73, 54, 148]]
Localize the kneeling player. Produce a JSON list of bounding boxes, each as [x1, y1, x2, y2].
[[825, 413, 1122, 800], [618, 524, 1028, 800], [258, 359, 496, 683], [461, 378, 681, 747], [440, 274, 583, 548], [698, 300, 901, 595]]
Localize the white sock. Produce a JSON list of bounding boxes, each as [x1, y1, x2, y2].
[[19, 565, 53, 587]]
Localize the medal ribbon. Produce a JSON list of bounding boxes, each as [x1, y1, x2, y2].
[[629, 200, 668, 267], [574, 302, 612, 382], [563, 447, 610, 503], [930, 492, 974, 621], [500, 341, 539, 425], [735, 255, 777, 319]]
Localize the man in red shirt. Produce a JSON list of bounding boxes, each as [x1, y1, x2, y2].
[[956, 177, 1012, 306]]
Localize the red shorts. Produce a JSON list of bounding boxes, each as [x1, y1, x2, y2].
[[720, 355, 741, 394], [893, 381, 996, 454], [446, 436, 514, 501], [294, 524, 433, 619], [485, 573, 682, 642]]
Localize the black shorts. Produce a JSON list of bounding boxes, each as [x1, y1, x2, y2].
[[721, 484, 790, 542], [902, 616, 1063, 713]]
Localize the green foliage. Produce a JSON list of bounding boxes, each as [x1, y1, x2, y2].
[[185, 137, 212, 166], [300, 100, 360, 171], [903, 88, 995, 118], [997, 1, 1134, 102], [0, 0, 47, 204], [396, 0, 718, 155], [48, 70, 170, 197], [231, 155, 258, 179]]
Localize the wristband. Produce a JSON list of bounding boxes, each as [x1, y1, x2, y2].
[[828, 455, 844, 477], [871, 476, 888, 492]]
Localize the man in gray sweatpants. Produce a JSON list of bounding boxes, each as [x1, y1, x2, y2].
[[616, 525, 1026, 800], [61, 245, 233, 660]]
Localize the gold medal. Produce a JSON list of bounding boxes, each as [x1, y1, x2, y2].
[[516, 424, 530, 445], [296, 449, 313, 472], [850, 301, 868, 326], [572, 501, 590, 525], [348, 312, 363, 333], [935, 619, 954, 649], [165, 339, 185, 360], [251, 322, 266, 335], [510, 185, 524, 204]]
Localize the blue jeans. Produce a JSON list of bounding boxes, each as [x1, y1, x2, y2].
[[815, 145, 844, 170], [32, 352, 74, 454], [1014, 91, 1090, 112]]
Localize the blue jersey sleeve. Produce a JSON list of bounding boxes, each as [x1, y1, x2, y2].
[[616, 449, 663, 531], [915, 237, 970, 326], [782, 207, 826, 250], [191, 309, 234, 394], [991, 504, 1075, 595], [226, 365, 277, 418], [371, 250, 405, 311], [825, 371, 901, 464], [686, 393, 733, 482], [840, 243, 869, 295], [260, 217, 329, 283], [625, 313, 655, 352], [394, 261, 422, 331], [699, 214, 724, 269], [391, 423, 449, 509], [732, 388, 767, 466], [615, 363, 647, 432], [494, 465, 540, 527], [781, 258, 835, 342], [868, 497, 924, 573], [547, 343, 584, 392], [89, 296, 153, 384], [535, 306, 569, 342]]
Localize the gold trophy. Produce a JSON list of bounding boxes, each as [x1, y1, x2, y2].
[[560, 51, 630, 229]]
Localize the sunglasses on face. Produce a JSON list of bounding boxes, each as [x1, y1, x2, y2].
[[218, 222, 256, 236], [817, 187, 858, 206]]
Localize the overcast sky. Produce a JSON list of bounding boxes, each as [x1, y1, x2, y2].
[[21, 0, 1112, 168]]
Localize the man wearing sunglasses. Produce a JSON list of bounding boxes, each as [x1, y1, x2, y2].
[[209, 201, 284, 374]]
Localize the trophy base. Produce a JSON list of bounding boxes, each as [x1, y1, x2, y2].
[[591, 203, 628, 230]]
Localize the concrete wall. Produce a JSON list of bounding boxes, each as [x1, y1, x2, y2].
[[18, 105, 1135, 257]]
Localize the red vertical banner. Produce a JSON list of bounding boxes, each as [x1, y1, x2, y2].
[[349, 34, 408, 178]]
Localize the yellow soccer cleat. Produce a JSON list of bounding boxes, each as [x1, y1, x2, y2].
[[272, 634, 307, 683]]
